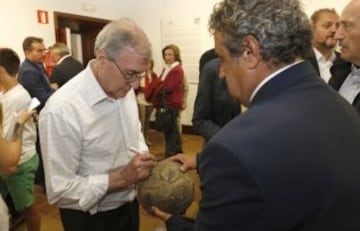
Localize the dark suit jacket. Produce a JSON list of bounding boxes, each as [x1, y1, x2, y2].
[[167, 61, 360, 230], [18, 59, 55, 111], [199, 49, 218, 72], [192, 58, 240, 142], [307, 49, 342, 78], [328, 62, 360, 114], [50, 56, 83, 88]]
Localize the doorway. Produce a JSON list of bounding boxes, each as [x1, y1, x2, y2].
[[54, 11, 109, 66]]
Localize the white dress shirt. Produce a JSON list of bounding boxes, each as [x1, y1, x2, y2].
[[39, 60, 148, 214], [338, 64, 360, 104], [313, 48, 336, 83]]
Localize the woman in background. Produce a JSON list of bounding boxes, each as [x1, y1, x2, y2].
[[148, 44, 184, 157]]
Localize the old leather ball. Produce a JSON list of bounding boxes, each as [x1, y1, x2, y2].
[[137, 159, 194, 215]]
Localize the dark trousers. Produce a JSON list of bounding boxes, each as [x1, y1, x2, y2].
[[164, 107, 183, 157], [59, 200, 139, 231], [35, 126, 45, 193]]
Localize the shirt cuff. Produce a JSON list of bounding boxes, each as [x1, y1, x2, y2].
[[79, 174, 109, 214]]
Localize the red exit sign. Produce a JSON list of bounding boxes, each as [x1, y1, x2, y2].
[[37, 10, 49, 24]]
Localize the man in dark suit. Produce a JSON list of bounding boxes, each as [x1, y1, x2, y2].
[[329, 0, 360, 114], [18, 36, 55, 196], [18, 36, 55, 111], [192, 58, 240, 142], [49, 42, 83, 88], [307, 8, 342, 82], [198, 48, 218, 72], [152, 0, 360, 230]]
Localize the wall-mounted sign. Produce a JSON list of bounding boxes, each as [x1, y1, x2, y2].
[[37, 10, 49, 24]]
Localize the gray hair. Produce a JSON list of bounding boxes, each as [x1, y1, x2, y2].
[[50, 42, 70, 57], [94, 18, 152, 62], [209, 0, 313, 68]]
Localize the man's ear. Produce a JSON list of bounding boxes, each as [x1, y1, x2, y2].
[[242, 35, 261, 69], [96, 49, 108, 64]]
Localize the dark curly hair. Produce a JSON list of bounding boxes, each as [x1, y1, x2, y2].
[[209, 0, 313, 68]]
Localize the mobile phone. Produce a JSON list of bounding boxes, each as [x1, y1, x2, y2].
[[27, 98, 40, 111]]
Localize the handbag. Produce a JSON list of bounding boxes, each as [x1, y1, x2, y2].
[[154, 86, 173, 132]]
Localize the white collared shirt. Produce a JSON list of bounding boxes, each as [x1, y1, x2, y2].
[[338, 64, 360, 104], [250, 61, 303, 103], [160, 61, 180, 81], [39, 61, 147, 214], [313, 48, 336, 83]]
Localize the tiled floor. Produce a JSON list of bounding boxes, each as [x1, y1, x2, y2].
[[14, 129, 204, 231]]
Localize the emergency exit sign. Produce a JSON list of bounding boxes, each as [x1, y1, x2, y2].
[[37, 10, 49, 24]]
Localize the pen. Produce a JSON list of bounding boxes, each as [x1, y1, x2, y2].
[[129, 146, 142, 158]]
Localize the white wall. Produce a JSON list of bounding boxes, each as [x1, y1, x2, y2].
[[0, 0, 350, 125]]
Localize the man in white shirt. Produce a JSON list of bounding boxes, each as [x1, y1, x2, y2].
[[39, 18, 156, 231], [308, 8, 341, 82]]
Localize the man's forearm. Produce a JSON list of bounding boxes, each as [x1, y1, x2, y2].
[[9, 122, 24, 141], [1, 122, 25, 174]]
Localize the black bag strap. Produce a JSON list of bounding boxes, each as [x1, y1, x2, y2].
[[160, 84, 167, 108]]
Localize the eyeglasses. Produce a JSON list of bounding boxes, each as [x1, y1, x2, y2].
[[111, 60, 146, 83]]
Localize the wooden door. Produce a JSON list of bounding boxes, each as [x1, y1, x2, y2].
[[53, 12, 109, 66]]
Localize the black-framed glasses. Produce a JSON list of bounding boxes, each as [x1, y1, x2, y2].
[[111, 60, 146, 83]]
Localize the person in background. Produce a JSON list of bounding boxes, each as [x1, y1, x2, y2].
[[0, 48, 41, 231], [152, 0, 360, 230], [308, 8, 342, 82], [18, 36, 55, 195], [49, 42, 83, 89], [39, 18, 156, 231], [198, 48, 218, 72], [0, 105, 34, 231], [192, 57, 241, 143], [137, 60, 157, 146], [178, 73, 188, 135], [329, 0, 360, 114], [147, 44, 184, 157], [18, 36, 55, 111]]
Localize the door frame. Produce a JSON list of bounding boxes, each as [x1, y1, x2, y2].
[[53, 11, 109, 66]]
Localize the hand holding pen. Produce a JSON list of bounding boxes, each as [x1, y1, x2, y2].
[[108, 147, 156, 192]]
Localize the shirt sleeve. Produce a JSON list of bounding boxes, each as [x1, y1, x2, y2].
[[39, 105, 108, 213]]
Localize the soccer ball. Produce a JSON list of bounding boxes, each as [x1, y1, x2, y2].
[[137, 159, 194, 215]]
